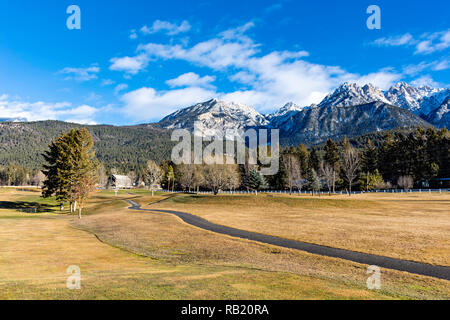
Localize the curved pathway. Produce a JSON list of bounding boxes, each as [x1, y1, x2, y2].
[[125, 199, 450, 281]]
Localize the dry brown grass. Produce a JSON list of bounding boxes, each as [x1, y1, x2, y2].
[[149, 192, 450, 266], [0, 189, 449, 299], [73, 204, 450, 300]]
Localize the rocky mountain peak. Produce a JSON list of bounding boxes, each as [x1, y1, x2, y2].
[[318, 82, 390, 108]]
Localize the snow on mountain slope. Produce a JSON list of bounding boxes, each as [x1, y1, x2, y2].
[[420, 89, 450, 118], [318, 83, 391, 108], [426, 98, 450, 128], [276, 101, 433, 146], [158, 82, 447, 144], [159, 98, 267, 137], [266, 102, 307, 129], [385, 82, 447, 116]]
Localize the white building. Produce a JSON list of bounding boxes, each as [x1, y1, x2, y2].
[[107, 175, 133, 189]]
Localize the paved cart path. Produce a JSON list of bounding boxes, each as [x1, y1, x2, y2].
[[125, 199, 450, 281]]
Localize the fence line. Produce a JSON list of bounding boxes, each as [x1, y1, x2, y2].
[[161, 188, 449, 195]]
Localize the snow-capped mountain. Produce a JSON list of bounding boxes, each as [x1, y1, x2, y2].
[[266, 102, 306, 129], [385, 82, 448, 116], [267, 102, 304, 118], [318, 83, 391, 108], [159, 81, 447, 145], [426, 98, 450, 129], [315, 82, 449, 128], [276, 101, 431, 146], [417, 88, 450, 118], [159, 98, 268, 137]]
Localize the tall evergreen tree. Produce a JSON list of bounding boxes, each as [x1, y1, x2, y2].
[[243, 169, 268, 195], [42, 129, 98, 217], [306, 169, 321, 196], [361, 139, 378, 190], [296, 144, 309, 175], [42, 134, 72, 210], [308, 148, 320, 172], [324, 139, 340, 193]]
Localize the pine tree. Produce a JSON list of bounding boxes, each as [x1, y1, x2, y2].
[[306, 169, 321, 196], [243, 169, 268, 195], [361, 139, 378, 191], [296, 144, 309, 174], [308, 148, 320, 172], [42, 134, 73, 210], [42, 129, 98, 217], [324, 139, 340, 193], [268, 161, 287, 190]]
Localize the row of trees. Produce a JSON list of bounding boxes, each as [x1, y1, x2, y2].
[[272, 127, 449, 194], [34, 126, 448, 203], [140, 127, 448, 195], [42, 129, 98, 218], [0, 164, 45, 186], [140, 157, 268, 196]]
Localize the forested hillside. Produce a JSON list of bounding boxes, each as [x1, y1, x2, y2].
[[0, 121, 174, 171]]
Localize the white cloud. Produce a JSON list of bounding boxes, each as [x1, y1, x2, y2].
[[410, 75, 441, 88], [432, 58, 450, 71], [58, 64, 100, 81], [166, 72, 215, 88], [403, 58, 450, 76], [373, 30, 450, 55], [373, 33, 414, 47], [0, 95, 97, 123], [350, 70, 402, 90], [141, 20, 191, 36], [121, 86, 215, 120], [415, 30, 450, 54], [110, 54, 149, 74], [101, 79, 115, 86], [129, 29, 138, 39], [116, 23, 416, 119], [229, 71, 257, 84], [114, 83, 129, 95], [137, 23, 261, 71]]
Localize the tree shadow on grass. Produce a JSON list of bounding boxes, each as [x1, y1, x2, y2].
[[0, 201, 58, 213]]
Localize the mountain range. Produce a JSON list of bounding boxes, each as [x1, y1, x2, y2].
[[158, 82, 449, 145], [0, 81, 448, 170]]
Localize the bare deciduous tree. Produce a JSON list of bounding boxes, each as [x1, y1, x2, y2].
[[225, 164, 241, 193], [179, 164, 195, 192], [193, 165, 204, 193], [282, 154, 302, 194], [145, 160, 163, 196], [320, 162, 335, 195], [202, 163, 228, 195], [341, 144, 360, 196], [397, 176, 413, 190], [31, 171, 46, 187], [96, 164, 108, 188]]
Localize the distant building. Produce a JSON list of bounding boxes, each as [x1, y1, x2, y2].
[[107, 175, 133, 189]]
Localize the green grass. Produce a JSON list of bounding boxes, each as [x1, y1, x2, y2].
[[162, 193, 377, 209]]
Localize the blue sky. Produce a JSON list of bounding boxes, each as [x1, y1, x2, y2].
[[0, 0, 448, 125]]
